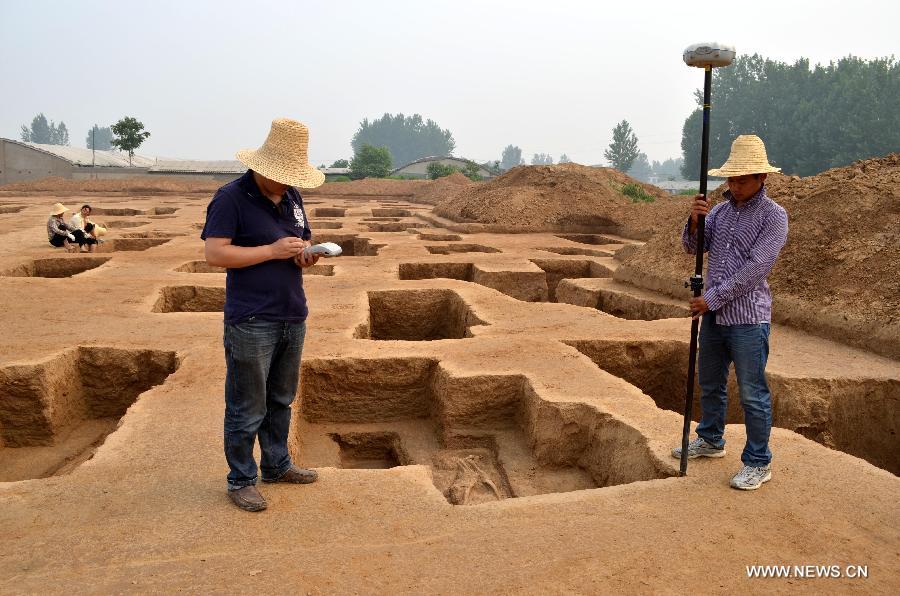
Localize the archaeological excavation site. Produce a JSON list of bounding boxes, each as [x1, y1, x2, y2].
[[0, 161, 897, 593]]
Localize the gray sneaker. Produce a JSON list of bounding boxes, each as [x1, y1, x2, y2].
[[671, 437, 726, 459], [730, 465, 772, 490]]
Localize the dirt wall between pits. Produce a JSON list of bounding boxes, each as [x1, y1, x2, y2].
[[433, 163, 684, 239], [615, 154, 900, 360]]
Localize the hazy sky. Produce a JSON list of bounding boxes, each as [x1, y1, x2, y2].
[[2, 0, 897, 166]]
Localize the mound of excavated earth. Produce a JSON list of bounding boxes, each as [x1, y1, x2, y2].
[[615, 153, 900, 359], [434, 163, 683, 239], [411, 171, 474, 205]]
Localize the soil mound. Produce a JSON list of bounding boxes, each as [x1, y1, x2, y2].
[[412, 172, 474, 205], [308, 178, 429, 196], [615, 153, 900, 358], [0, 176, 220, 194], [433, 164, 680, 239]]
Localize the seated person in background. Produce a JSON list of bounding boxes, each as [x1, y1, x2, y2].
[[68, 204, 99, 252], [48, 203, 77, 251]]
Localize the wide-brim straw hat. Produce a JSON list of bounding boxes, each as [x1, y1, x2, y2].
[[236, 118, 325, 189], [709, 134, 782, 177], [50, 202, 69, 216]]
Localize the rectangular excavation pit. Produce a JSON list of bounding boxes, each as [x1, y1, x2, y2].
[[364, 222, 428, 233], [91, 207, 143, 217], [530, 259, 614, 302], [174, 261, 225, 273], [312, 207, 346, 217], [555, 234, 623, 246], [567, 339, 900, 475], [0, 346, 180, 481], [371, 208, 412, 217], [99, 238, 172, 252], [0, 205, 26, 214], [104, 220, 150, 229], [418, 233, 462, 242], [152, 285, 225, 312], [542, 246, 614, 258], [595, 287, 689, 320], [1, 256, 111, 278], [398, 262, 548, 302], [309, 220, 343, 229], [329, 431, 410, 469], [313, 234, 383, 256], [426, 244, 500, 255], [363, 217, 402, 222], [120, 231, 185, 239], [356, 289, 486, 341], [398, 262, 475, 282], [294, 358, 671, 505]]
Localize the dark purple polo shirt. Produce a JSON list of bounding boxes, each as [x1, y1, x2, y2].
[[201, 170, 312, 325]]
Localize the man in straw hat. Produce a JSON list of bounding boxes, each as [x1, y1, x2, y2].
[[672, 134, 788, 491], [201, 118, 326, 512]]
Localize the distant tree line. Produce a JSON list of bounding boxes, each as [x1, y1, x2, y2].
[[681, 54, 900, 177], [19, 114, 149, 164], [351, 113, 455, 168], [20, 113, 69, 145], [628, 154, 684, 182]]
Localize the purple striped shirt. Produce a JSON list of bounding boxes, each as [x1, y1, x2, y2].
[[682, 185, 788, 325]]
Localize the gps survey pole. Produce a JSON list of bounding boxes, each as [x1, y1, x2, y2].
[[679, 43, 735, 476]]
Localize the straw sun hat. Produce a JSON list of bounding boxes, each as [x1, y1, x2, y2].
[[708, 134, 782, 178], [50, 203, 69, 216], [236, 118, 325, 189]]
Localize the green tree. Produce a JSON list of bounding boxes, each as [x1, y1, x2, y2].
[[111, 116, 151, 166], [86, 125, 113, 150], [558, 154, 571, 164], [351, 113, 455, 167], [350, 144, 392, 179], [330, 158, 349, 168], [681, 54, 900, 177], [531, 153, 553, 165], [604, 120, 640, 172], [500, 145, 524, 170], [20, 113, 53, 144], [50, 121, 69, 145], [627, 152, 652, 182], [427, 162, 459, 179]]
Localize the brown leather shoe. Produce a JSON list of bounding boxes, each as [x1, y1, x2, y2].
[[262, 465, 318, 484], [228, 485, 267, 512]]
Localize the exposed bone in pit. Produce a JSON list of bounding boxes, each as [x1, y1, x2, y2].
[[425, 244, 500, 255], [294, 358, 670, 505], [99, 238, 172, 252], [0, 346, 180, 481], [356, 289, 486, 340], [152, 285, 225, 312], [1, 256, 111, 278], [530, 259, 614, 301]]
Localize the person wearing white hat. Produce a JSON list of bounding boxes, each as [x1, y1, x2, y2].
[[671, 135, 789, 491], [47, 203, 78, 252], [201, 118, 325, 512]]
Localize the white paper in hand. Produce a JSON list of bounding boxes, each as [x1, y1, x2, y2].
[[303, 242, 343, 257]]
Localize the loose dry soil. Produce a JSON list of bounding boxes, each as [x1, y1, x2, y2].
[[0, 173, 897, 594]]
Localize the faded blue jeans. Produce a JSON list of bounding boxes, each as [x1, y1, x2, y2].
[[695, 313, 773, 466], [223, 318, 306, 490]]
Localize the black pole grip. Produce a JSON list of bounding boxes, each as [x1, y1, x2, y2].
[[680, 66, 713, 476]]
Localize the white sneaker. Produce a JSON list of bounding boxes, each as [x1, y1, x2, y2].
[[730, 465, 772, 490], [672, 437, 726, 459]]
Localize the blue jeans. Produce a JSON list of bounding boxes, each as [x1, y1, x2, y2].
[[695, 313, 773, 466], [223, 318, 306, 490]]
